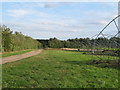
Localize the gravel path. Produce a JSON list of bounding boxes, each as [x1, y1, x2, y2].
[[1, 49, 43, 64]]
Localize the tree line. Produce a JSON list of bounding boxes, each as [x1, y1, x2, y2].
[[37, 37, 120, 49], [0, 26, 42, 52], [0, 25, 119, 52]]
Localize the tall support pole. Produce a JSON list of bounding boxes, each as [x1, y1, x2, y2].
[[118, 2, 120, 63], [118, 1, 120, 38]]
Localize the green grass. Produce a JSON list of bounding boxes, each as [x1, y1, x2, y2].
[[2, 50, 119, 88], [1, 49, 33, 58]]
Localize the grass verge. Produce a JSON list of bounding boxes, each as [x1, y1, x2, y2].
[[1, 49, 33, 58]]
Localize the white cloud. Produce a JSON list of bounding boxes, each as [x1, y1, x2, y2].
[[36, 3, 60, 8], [3, 16, 85, 39], [99, 20, 108, 25], [35, 12, 57, 18], [7, 9, 32, 18]]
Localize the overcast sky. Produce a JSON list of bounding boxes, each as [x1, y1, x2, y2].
[[2, 2, 118, 40]]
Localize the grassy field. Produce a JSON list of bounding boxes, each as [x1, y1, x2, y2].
[[2, 50, 119, 88], [0, 49, 33, 58]]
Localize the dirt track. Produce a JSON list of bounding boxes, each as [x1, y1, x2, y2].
[[1, 49, 43, 64]]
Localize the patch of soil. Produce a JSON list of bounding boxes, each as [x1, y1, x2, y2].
[[88, 60, 120, 66]]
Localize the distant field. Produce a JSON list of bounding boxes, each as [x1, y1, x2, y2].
[[1, 50, 33, 58], [2, 50, 119, 88]]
